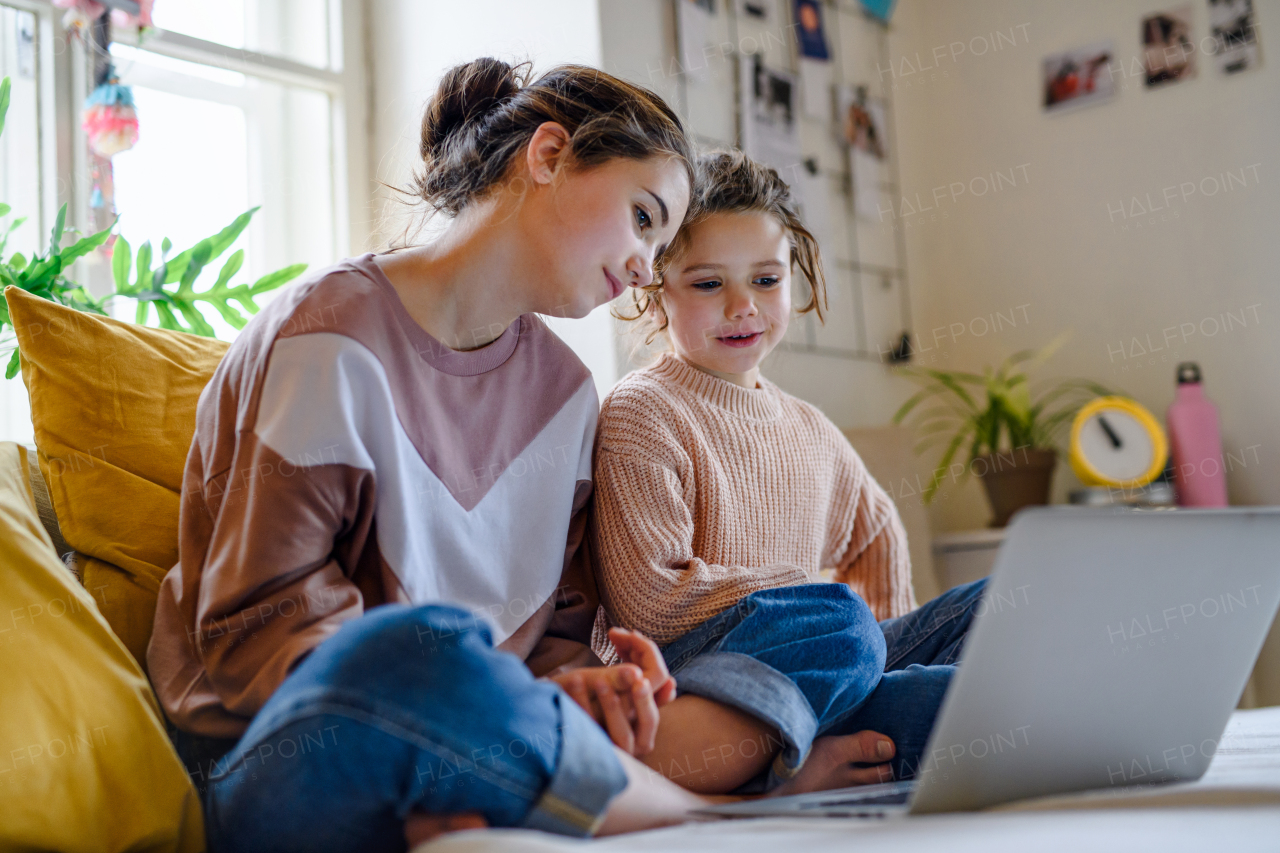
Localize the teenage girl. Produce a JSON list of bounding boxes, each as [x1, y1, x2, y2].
[[148, 58, 719, 850]]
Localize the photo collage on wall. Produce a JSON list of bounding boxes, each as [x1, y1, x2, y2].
[[699, 1, 908, 359], [1043, 0, 1261, 112]]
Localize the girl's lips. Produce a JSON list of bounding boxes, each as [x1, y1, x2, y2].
[[604, 269, 624, 300], [716, 332, 763, 348]]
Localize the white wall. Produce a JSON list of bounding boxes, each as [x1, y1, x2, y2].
[[887, 0, 1280, 533], [365, 0, 619, 396]]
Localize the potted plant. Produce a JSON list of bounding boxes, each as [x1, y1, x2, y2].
[[891, 332, 1117, 526]]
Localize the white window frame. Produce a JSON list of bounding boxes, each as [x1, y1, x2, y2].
[[15, 0, 369, 296], [0, 1, 367, 445], [2, 0, 67, 250]]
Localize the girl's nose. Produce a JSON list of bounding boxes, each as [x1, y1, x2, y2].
[[727, 290, 758, 319]]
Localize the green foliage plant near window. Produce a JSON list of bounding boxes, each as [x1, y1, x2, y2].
[[0, 75, 307, 379]]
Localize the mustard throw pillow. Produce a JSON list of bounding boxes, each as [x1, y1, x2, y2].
[[72, 551, 165, 671], [0, 441, 205, 851], [4, 286, 228, 663]]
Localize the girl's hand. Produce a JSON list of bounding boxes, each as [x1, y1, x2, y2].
[[608, 627, 677, 706], [550, 664, 661, 756], [548, 628, 674, 756]]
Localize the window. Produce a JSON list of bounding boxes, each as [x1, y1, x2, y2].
[[153, 0, 334, 69], [0, 6, 37, 261], [0, 1, 50, 445], [106, 43, 338, 337], [0, 0, 367, 442]]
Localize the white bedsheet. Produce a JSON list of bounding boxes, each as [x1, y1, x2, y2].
[[419, 707, 1280, 853]]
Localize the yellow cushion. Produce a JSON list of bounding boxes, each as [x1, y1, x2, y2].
[[4, 286, 228, 663], [73, 551, 164, 671], [0, 441, 204, 851]]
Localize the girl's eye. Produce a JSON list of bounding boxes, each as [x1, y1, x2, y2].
[[692, 280, 721, 290], [635, 206, 652, 230], [755, 276, 780, 287]]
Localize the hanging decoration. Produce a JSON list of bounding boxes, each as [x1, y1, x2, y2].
[[56, 0, 151, 158], [82, 67, 138, 157], [55, 0, 155, 251], [53, 0, 153, 33], [52, 0, 106, 34], [858, 0, 897, 24]]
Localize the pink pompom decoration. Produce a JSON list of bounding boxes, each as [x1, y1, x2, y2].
[[82, 103, 139, 157], [82, 79, 139, 157]]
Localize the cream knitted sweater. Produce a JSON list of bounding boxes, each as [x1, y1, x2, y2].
[[591, 352, 917, 657]]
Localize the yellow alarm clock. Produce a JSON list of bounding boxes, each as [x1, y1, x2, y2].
[[1069, 396, 1168, 489]]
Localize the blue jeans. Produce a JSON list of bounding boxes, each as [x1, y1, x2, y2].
[[831, 578, 988, 780], [199, 604, 627, 852], [662, 579, 987, 789]]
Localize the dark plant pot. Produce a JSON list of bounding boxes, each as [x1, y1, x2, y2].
[[972, 448, 1058, 528]]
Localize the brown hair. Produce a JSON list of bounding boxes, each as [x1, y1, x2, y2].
[[412, 58, 695, 216], [618, 148, 828, 343]]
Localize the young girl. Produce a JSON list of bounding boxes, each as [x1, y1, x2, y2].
[[146, 58, 742, 850], [592, 149, 988, 795]]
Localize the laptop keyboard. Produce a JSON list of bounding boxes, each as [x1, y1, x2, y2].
[[695, 779, 916, 818], [799, 786, 914, 809]]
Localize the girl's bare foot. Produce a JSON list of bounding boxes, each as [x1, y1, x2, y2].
[[769, 730, 895, 797], [404, 811, 488, 848]]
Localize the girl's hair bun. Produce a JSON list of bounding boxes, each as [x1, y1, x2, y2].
[[412, 58, 692, 217], [420, 57, 525, 162]]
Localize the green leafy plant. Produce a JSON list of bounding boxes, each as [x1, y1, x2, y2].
[[109, 211, 306, 337], [891, 332, 1118, 503], [0, 75, 307, 379]]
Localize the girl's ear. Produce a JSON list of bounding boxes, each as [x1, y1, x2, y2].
[[526, 121, 572, 186]]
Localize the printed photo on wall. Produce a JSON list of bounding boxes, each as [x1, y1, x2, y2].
[[840, 87, 885, 160], [739, 53, 801, 175], [1042, 41, 1116, 112], [1143, 5, 1197, 86], [837, 85, 889, 221], [737, 0, 771, 22], [1209, 0, 1262, 74], [794, 0, 829, 60]]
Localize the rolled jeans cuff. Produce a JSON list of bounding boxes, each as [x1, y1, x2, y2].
[[519, 693, 628, 837], [673, 650, 818, 781]]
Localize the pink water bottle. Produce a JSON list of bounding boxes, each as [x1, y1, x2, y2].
[[1166, 362, 1228, 507]]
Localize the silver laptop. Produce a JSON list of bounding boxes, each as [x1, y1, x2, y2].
[[700, 506, 1280, 818]]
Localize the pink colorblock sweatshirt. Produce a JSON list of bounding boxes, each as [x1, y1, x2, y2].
[[148, 254, 603, 738]]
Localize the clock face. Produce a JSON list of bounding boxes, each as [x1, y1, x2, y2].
[[1077, 408, 1156, 482]]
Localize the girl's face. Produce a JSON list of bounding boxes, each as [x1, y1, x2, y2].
[[523, 152, 690, 320], [660, 211, 792, 387]]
